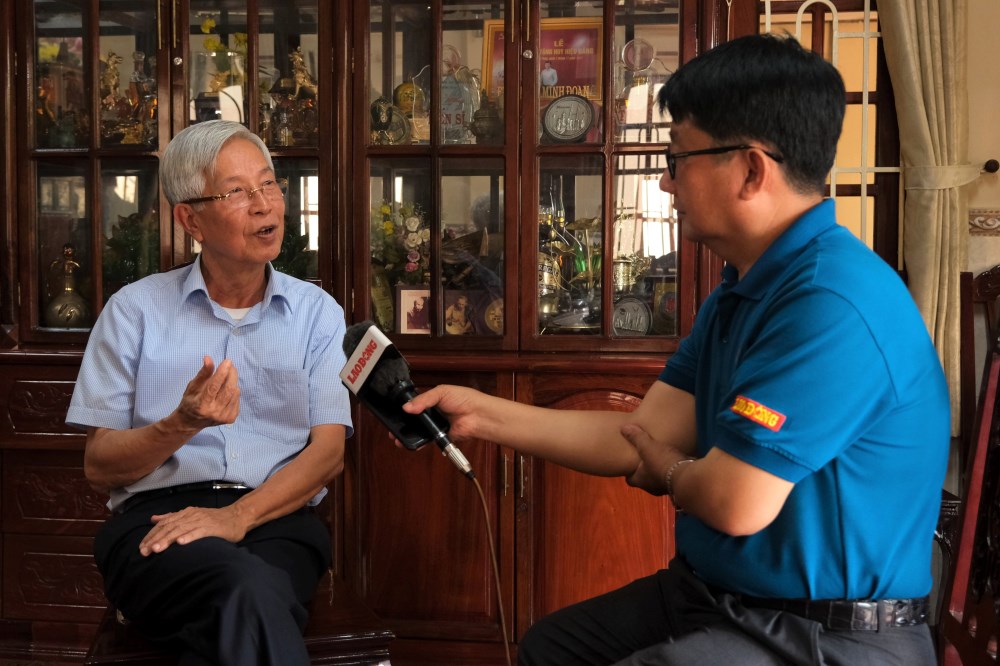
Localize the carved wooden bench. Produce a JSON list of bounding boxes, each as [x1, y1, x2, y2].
[[84, 571, 393, 665]]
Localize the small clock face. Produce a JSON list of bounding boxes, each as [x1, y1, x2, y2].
[[612, 296, 652, 336], [542, 94, 594, 143]]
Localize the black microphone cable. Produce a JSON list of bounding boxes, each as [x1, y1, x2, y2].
[[468, 466, 511, 666]]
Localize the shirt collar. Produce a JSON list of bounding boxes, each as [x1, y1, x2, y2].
[[181, 256, 291, 313], [722, 198, 837, 299]]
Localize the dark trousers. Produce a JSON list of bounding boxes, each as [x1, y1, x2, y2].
[[94, 488, 332, 666], [518, 559, 936, 666]]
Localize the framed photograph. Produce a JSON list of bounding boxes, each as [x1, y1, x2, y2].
[[396, 285, 431, 335], [483, 17, 603, 103], [444, 290, 476, 335]]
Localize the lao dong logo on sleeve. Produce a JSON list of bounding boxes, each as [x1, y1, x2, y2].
[[730, 395, 787, 432]]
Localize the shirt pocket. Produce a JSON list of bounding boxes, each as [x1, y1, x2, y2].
[[248, 366, 311, 442]]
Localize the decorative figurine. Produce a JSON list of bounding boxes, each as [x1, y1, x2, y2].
[[100, 51, 124, 104], [470, 94, 503, 145], [369, 96, 393, 143], [289, 47, 318, 98]]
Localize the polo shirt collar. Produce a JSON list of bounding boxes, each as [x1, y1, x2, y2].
[[722, 198, 837, 299], [181, 256, 291, 313]]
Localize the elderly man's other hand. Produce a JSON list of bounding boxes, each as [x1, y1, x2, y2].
[[139, 504, 249, 556], [176, 356, 241, 430]]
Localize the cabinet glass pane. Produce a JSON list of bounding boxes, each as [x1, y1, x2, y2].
[[613, 2, 679, 145], [260, 1, 320, 148], [538, 156, 602, 335], [101, 160, 160, 300], [38, 161, 93, 329], [538, 2, 604, 145], [98, 1, 159, 148], [612, 153, 676, 337], [369, 2, 431, 146], [34, 2, 88, 149], [273, 158, 320, 281], [441, 158, 504, 336], [439, 2, 497, 145], [188, 2, 249, 126], [370, 159, 432, 333]]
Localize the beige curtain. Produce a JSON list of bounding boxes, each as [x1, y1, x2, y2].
[[880, 1, 972, 436]]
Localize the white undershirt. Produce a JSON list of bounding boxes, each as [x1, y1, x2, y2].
[[223, 306, 252, 321]]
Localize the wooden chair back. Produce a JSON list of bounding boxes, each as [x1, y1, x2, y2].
[[939, 265, 1000, 665]]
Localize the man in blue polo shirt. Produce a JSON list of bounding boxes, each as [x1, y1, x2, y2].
[[404, 34, 948, 664]]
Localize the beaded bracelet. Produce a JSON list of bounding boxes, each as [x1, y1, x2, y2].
[[664, 457, 695, 510]]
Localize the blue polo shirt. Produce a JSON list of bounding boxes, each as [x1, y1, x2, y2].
[[660, 199, 949, 600]]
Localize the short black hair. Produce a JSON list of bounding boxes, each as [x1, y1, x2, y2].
[[658, 34, 845, 194]]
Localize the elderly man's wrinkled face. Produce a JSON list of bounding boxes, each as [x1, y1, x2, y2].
[[189, 138, 285, 270]]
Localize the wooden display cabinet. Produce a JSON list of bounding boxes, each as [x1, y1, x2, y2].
[[0, 0, 761, 663]]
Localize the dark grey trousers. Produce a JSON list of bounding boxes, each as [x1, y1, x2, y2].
[[94, 488, 332, 666], [518, 559, 936, 666]]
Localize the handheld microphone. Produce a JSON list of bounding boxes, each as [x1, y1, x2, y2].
[[340, 321, 474, 478]]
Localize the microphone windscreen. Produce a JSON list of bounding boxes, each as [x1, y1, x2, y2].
[[343, 320, 375, 355], [369, 354, 412, 396]]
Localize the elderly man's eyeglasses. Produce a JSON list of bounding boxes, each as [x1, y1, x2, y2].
[[182, 178, 288, 209], [664, 145, 784, 179]]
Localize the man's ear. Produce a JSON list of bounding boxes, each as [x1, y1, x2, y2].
[[174, 204, 204, 243], [738, 148, 771, 200]]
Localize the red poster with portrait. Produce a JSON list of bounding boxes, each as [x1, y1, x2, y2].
[[483, 18, 603, 103]]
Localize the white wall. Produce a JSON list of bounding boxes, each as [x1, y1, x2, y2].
[[967, 0, 1000, 398], [967, 0, 1000, 275]]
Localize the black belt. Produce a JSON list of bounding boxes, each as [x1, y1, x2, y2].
[[117, 480, 251, 514], [739, 595, 929, 631]]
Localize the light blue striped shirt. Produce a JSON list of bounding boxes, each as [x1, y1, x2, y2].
[[67, 257, 353, 511]]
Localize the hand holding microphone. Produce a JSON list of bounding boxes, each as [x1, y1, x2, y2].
[[340, 321, 474, 478]]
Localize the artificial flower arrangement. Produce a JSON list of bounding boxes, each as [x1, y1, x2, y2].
[[200, 16, 247, 87], [371, 201, 431, 286]]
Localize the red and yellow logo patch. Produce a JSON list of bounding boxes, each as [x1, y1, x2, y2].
[[730, 395, 787, 432]]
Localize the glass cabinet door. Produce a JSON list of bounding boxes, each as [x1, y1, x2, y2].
[[360, 0, 683, 347], [527, 0, 682, 347], [364, 1, 511, 341], [22, 0, 330, 342], [29, 0, 162, 338]]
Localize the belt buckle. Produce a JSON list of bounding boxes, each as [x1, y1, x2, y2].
[[211, 482, 249, 491], [852, 601, 878, 631]]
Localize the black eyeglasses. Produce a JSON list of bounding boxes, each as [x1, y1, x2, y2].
[[663, 145, 784, 179], [182, 178, 288, 209]]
